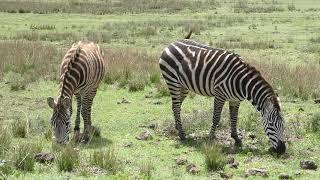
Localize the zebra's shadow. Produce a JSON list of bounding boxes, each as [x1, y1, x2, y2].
[[175, 137, 270, 156], [80, 136, 113, 149]]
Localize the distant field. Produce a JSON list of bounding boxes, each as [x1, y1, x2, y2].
[[1, 0, 320, 179]]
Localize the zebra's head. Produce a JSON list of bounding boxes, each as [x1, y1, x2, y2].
[[262, 95, 286, 154], [47, 96, 71, 144]]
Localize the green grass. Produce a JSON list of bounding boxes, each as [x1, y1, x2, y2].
[[0, 0, 320, 179], [0, 81, 319, 179]]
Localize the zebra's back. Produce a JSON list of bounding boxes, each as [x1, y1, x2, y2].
[[159, 39, 244, 98], [60, 41, 105, 97]]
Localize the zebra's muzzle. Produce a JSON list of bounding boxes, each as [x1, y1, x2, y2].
[[270, 140, 286, 155]]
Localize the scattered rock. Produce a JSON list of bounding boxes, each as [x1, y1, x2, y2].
[[186, 163, 200, 174], [123, 142, 133, 148], [175, 157, 188, 165], [294, 171, 302, 176], [300, 160, 317, 170], [153, 101, 163, 105], [244, 156, 254, 164], [314, 98, 320, 104], [219, 171, 232, 179], [117, 98, 130, 104], [229, 162, 239, 169], [88, 166, 106, 176], [136, 130, 153, 141], [245, 168, 268, 177], [34, 152, 55, 164], [0, 159, 8, 166], [226, 156, 235, 164], [279, 173, 291, 179]]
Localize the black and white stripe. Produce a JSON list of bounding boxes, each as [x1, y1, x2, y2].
[[159, 34, 286, 154], [47, 41, 105, 144]]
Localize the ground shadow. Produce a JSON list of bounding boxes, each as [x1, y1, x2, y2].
[[81, 136, 113, 149], [172, 135, 271, 156]]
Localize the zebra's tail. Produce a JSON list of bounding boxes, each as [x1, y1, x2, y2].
[[185, 29, 193, 39]]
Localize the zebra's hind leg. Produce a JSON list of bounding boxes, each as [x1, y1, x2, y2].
[[169, 86, 188, 141], [81, 89, 97, 144], [73, 94, 82, 142], [208, 97, 226, 141], [229, 101, 242, 147]]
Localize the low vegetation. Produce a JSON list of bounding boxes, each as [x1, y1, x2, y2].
[[203, 143, 226, 171], [90, 148, 121, 174], [0, 0, 320, 179], [57, 145, 80, 172]]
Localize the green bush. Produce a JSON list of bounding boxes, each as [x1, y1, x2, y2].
[[13, 142, 41, 171], [139, 161, 154, 180], [203, 143, 226, 171], [0, 125, 11, 157], [57, 145, 80, 172], [11, 119, 27, 138], [306, 113, 320, 134], [90, 148, 121, 174]]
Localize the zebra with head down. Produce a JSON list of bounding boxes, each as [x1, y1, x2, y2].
[[47, 41, 105, 144], [159, 31, 286, 154]]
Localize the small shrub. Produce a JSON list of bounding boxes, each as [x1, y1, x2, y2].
[[57, 145, 80, 172], [287, 3, 296, 11], [128, 76, 146, 92], [11, 119, 27, 138], [203, 143, 226, 171], [306, 113, 320, 134], [149, 72, 160, 84], [13, 143, 40, 171], [0, 125, 11, 156], [3, 72, 26, 91], [139, 161, 154, 180], [90, 148, 121, 174], [44, 127, 52, 141], [155, 80, 170, 98]]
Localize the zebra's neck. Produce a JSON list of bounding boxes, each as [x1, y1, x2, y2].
[[241, 65, 275, 111]]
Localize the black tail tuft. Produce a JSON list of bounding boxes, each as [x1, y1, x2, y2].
[[185, 29, 193, 39]]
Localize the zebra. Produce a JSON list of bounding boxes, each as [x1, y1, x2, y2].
[[159, 31, 286, 154], [47, 41, 105, 144]]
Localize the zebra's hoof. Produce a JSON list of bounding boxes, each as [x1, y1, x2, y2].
[[179, 134, 186, 142], [81, 134, 90, 144], [234, 140, 243, 147]]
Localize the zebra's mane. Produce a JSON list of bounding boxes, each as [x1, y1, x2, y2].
[[58, 42, 82, 101], [242, 59, 280, 110]]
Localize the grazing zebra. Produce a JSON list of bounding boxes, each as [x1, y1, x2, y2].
[[47, 41, 105, 144], [159, 32, 286, 154]]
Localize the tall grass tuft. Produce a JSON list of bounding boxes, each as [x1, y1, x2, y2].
[[139, 161, 154, 180], [11, 119, 27, 138], [13, 142, 41, 171], [90, 148, 121, 174], [203, 143, 226, 171], [306, 113, 320, 134], [57, 145, 80, 172], [0, 125, 11, 157]]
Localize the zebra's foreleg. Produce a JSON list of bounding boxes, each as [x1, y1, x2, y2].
[[209, 97, 226, 140], [229, 101, 242, 147], [73, 94, 82, 142], [81, 89, 97, 144]]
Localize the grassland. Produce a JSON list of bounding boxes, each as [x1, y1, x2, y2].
[[1, 0, 320, 179]]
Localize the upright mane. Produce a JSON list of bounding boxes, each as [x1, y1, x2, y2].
[[59, 42, 81, 99]]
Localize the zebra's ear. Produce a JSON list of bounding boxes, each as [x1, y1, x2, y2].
[[47, 97, 56, 109], [62, 97, 71, 109]]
